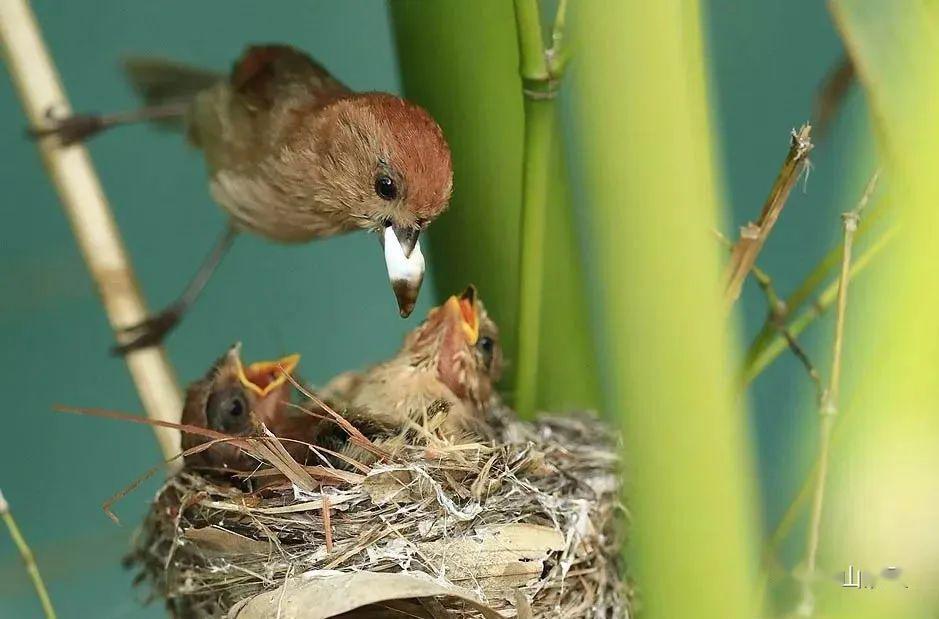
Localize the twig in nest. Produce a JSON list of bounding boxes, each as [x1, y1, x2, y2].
[[53, 404, 322, 514], [724, 124, 814, 307], [0, 490, 57, 619], [280, 371, 391, 462], [322, 495, 333, 553]]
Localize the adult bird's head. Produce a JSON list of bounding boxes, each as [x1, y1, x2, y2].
[[181, 343, 300, 469], [311, 93, 453, 317], [403, 285, 503, 411]]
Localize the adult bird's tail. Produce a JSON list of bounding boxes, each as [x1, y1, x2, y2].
[[121, 57, 221, 130], [28, 57, 220, 145]]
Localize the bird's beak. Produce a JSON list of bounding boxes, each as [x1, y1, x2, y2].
[[236, 353, 300, 397], [392, 224, 420, 259], [381, 225, 425, 318], [443, 285, 479, 345]]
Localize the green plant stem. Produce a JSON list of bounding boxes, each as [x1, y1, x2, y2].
[[514, 99, 554, 417], [575, 1, 758, 616], [512, 0, 568, 417], [514, 0, 548, 80], [741, 224, 896, 386], [390, 3, 599, 415], [547, 0, 570, 75], [0, 490, 56, 619]]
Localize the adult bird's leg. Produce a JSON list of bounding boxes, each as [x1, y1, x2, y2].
[[28, 102, 188, 145], [112, 225, 239, 355]]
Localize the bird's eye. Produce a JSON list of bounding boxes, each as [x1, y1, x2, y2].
[[375, 175, 398, 200], [206, 388, 249, 433], [227, 397, 245, 418], [477, 336, 495, 369]]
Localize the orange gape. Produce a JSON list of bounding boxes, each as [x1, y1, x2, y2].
[[238, 354, 300, 396]]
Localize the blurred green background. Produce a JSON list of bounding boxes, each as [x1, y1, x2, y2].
[[0, 1, 870, 616]]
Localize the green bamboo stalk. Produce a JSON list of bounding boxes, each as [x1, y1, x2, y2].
[[389, 2, 599, 414], [574, 2, 757, 617], [513, 99, 552, 417], [0, 490, 57, 619], [512, 0, 568, 417], [821, 1, 939, 617]]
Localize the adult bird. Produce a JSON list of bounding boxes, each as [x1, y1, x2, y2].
[[32, 44, 453, 353]]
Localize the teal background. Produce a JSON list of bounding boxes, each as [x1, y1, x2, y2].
[[0, 1, 870, 616]]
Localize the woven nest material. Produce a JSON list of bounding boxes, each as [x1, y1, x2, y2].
[[128, 408, 631, 618]]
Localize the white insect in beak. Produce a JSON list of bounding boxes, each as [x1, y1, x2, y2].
[[383, 225, 425, 317]]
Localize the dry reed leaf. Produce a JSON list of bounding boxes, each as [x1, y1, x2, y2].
[[514, 590, 534, 619], [228, 571, 503, 619], [363, 469, 420, 504], [419, 523, 565, 582], [182, 526, 273, 555], [198, 494, 354, 515]]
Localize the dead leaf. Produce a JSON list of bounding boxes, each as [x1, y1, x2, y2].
[[419, 523, 565, 582], [363, 469, 420, 505], [228, 570, 504, 619], [515, 589, 534, 619], [183, 526, 272, 555]]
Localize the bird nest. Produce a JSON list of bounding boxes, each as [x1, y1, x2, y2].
[[127, 407, 631, 618]]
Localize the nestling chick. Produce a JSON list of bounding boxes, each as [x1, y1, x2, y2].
[[34, 44, 452, 352], [181, 344, 317, 470], [327, 285, 503, 438]]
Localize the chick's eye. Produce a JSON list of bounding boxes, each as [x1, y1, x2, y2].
[[206, 388, 249, 433], [477, 336, 495, 368], [375, 175, 398, 200], [227, 397, 245, 418]]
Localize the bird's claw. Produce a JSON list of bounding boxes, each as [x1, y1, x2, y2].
[[28, 111, 105, 146], [111, 306, 182, 356]]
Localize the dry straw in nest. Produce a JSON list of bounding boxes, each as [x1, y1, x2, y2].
[[127, 408, 631, 618]]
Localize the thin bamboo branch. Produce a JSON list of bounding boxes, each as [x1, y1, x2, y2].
[[796, 207, 859, 617], [724, 124, 813, 307], [743, 170, 882, 379], [759, 178, 886, 587], [714, 230, 822, 393], [546, 0, 570, 76], [512, 0, 568, 417], [0, 0, 181, 461], [514, 0, 548, 81], [0, 489, 57, 619], [743, 174, 885, 386], [741, 224, 896, 386]]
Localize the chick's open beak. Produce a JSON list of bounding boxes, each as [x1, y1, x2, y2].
[[444, 285, 479, 345], [236, 353, 300, 396], [381, 225, 425, 318]]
